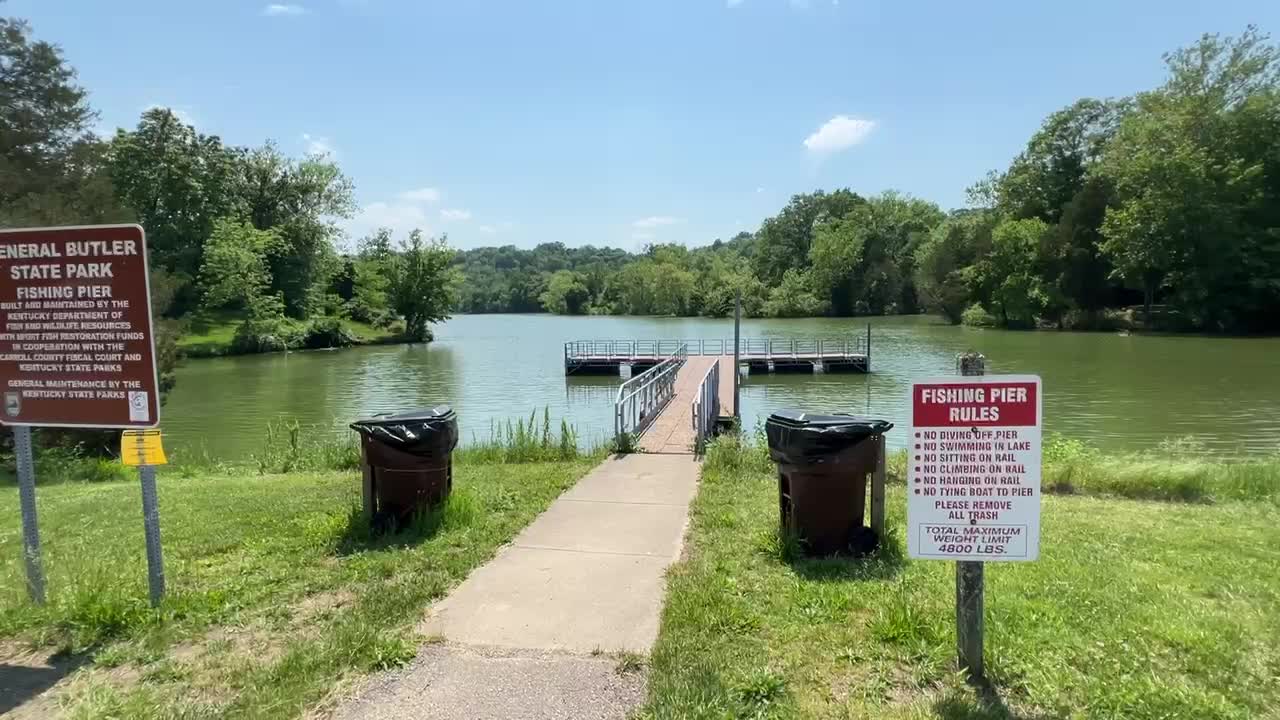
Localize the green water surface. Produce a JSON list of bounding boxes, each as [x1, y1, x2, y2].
[[160, 314, 1280, 458]]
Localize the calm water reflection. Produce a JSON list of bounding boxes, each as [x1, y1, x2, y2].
[[161, 314, 1280, 458]]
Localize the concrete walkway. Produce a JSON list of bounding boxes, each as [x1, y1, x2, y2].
[[333, 453, 698, 719]]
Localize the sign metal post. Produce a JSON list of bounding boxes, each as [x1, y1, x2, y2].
[[13, 425, 45, 604], [1, 224, 161, 605], [125, 430, 167, 606]]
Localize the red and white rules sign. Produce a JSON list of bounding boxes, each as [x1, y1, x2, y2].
[[907, 376, 1042, 561]]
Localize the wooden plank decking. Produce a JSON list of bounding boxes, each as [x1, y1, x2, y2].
[[637, 356, 735, 454]]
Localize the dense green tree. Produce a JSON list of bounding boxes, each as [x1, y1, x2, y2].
[[995, 99, 1128, 224], [1098, 27, 1280, 329], [751, 189, 863, 287], [0, 16, 127, 228], [763, 269, 828, 318], [915, 210, 997, 323], [539, 270, 591, 314], [197, 217, 280, 310], [237, 144, 355, 317], [347, 230, 394, 325], [967, 219, 1051, 328], [389, 231, 458, 341], [809, 192, 944, 315], [694, 250, 765, 317], [108, 108, 244, 290]]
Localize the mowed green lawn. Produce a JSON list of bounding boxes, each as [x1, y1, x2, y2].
[[0, 458, 595, 719], [640, 443, 1280, 720]]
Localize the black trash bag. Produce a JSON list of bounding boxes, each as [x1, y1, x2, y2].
[[765, 409, 893, 466], [349, 405, 459, 456]]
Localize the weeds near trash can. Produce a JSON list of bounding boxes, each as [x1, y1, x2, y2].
[[338, 487, 483, 552], [458, 407, 591, 464], [253, 419, 361, 474], [703, 433, 771, 476]]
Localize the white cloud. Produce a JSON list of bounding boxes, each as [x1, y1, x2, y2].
[[803, 115, 876, 154], [755, 186, 765, 194], [631, 231, 655, 242], [143, 104, 196, 127], [301, 133, 336, 157], [440, 208, 472, 222], [398, 187, 441, 204], [478, 225, 497, 234], [344, 187, 448, 239], [263, 4, 306, 16], [632, 215, 684, 229], [345, 201, 431, 240]]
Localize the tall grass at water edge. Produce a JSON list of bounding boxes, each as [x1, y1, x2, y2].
[[462, 407, 603, 463], [1, 408, 598, 483], [250, 407, 598, 473], [705, 431, 1280, 505]]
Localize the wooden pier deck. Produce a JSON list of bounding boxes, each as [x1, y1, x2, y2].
[[637, 356, 735, 454]]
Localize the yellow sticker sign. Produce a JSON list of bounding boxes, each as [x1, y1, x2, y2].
[[121, 429, 167, 466]]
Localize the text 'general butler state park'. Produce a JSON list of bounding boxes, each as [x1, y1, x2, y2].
[[0, 225, 160, 428]]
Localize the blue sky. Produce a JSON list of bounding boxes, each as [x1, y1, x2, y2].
[[11, 0, 1280, 250]]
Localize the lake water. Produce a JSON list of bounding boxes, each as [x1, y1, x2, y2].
[[160, 314, 1280, 459]]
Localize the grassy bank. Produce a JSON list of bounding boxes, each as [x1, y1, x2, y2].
[[177, 310, 403, 358], [639, 438, 1280, 719], [0, 449, 598, 718]]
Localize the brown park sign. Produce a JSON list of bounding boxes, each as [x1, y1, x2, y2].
[[0, 224, 159, 428]]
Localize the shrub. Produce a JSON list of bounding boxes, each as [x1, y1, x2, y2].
[[24, 445, 131, 484], [302, 317, 359, 349], [1060, 308, 1136, 331], [960, 303, 999, 328]]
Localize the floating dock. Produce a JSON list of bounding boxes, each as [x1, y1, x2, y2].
[[564, 331, 871, 376]]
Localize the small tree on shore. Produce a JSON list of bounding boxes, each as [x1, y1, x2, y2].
[[388, 230, 458, 342]]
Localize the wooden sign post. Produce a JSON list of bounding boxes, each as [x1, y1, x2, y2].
[[955, 353, 986, 678], [906, 354, 1043, 680]]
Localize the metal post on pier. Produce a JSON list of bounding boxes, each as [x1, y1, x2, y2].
[[733, 291, 741, 425]]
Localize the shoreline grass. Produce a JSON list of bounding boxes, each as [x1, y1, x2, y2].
[[2, 409, 603, 486], [0, 453, 597, 718], [638, 437, 1280, 719], [723, 432, 1280, 507], [177, 310, 403, 358]]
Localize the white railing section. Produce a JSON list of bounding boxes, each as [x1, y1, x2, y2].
[[613, 343, 688, 444], [567, 334, 869, 361], [691, 359, 721, 455]]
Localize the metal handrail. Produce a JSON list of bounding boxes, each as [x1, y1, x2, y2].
[[613, 343, 688, 444], [568, 336, 868, 359], [691, 359, 720, 455]]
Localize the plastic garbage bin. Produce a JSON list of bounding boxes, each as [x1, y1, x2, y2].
[[350, 406, 459, 523], [765, 410, 893, 556]]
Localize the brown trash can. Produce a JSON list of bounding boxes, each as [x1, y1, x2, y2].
[[350, 406, 458, 524], [765, 410, 893, 556]]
